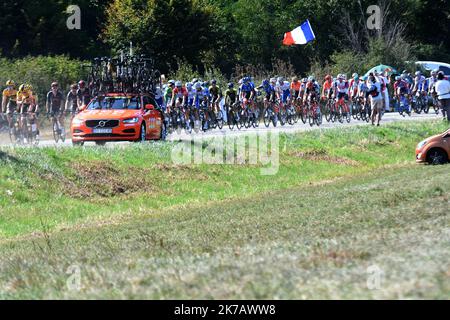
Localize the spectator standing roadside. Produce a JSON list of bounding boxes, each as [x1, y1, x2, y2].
[[367, 73, 384, 126], [435, 71, 450, 122]]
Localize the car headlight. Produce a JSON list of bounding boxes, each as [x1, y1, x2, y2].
[[417, 140, 428, 149], [72, 118, 84, 125], [123, 117, 139, 124]]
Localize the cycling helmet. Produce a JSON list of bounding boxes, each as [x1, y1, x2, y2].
[[352, 73, 358, 78], [325, 75, 331, 81], [25, 84, 33, 91], [302, 78, 308, 83], [415, 71, 421, 76], [307, 76, 314, 82], [395, 76, 401, 81], [78, 80, 86, 88], [192, 78, 198, 84], [284, 80, 290, 86], [211, 79, 217, 85], [262, 79, 269, 87], [5, 80, 15, 87], [338, 74, 344, 80], [186, 82, 193, 89], [243, 77, 250, 84], [175, 81, 182, 88], [228, 82, 234, 89], [194, 82, 202, 90], [354, 76, 359, 81], [18, 84, 26, 92], [277, 77, 284, 83]]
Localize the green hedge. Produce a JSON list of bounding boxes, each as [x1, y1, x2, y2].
[[0, 55, 86, 104]]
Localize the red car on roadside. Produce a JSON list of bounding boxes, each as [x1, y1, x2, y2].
[[416, 129, 450, 164], [71, 93, 165, 146]]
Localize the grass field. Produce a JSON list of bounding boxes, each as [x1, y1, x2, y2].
[[0, 120, 448, 299]]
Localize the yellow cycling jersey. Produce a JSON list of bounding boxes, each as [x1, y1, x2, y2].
[[2, 88, 17, 102], [17, 90, 37, 105]]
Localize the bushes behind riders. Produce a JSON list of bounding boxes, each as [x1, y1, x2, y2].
[[0, 55, 86, 104]]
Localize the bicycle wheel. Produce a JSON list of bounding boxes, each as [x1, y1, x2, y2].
[[216, 110, 224, 130], [228, 111, 235, 130], [263, 108, 271, 128]]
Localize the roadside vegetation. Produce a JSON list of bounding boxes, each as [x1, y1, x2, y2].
[[0, 120, 448, 299]]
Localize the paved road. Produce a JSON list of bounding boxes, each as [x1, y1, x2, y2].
[[0, 112, 440, 148]]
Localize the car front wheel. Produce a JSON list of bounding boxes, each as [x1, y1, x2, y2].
[[426, 148, 448, 165]]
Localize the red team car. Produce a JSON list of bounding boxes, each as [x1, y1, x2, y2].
[[71, 93, 165, 146]]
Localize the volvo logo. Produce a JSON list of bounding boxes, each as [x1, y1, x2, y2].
[[97, 121, 107, 128]]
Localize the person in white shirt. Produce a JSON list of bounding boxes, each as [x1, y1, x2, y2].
[[435, 71, 450, 121]]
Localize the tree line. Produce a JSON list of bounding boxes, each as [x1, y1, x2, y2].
[[0, 0, 448, 77]]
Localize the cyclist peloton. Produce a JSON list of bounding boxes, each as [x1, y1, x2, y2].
[[2, 80, 18, 135]]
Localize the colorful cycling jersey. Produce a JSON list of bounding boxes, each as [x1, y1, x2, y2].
[[358, 81, 368, 94], [209, 86, 221, 98], [47, 90, 64, 111], [203, 86, 210, 98], [349, 79, 360, 91], [394, 80, 409, 94], [305, 81, 319, 95], [173, 87, 188, 99], [186, 87, 195, 105], [291, 81, 301, 92], [2, 88, 17, 102], [164, 86, 173, 105], [225, 88, 237, 104], [334, 80, 349, 94], [193, 89, 206, 107], [427, 76, 438, 93], [414, 75, 427, 91], [322, 80, 333, 92], [17, 91, 37, 105]]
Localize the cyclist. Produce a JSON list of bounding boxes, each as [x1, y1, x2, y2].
[[65, 84, 79, 121], [193, 82, 209, 130], [333, 74, 349, 102], [224, 82, 238, 124], [304, 76, 320, 102], [239, 77, 255, 107], [290, 77, 301, 102], [17, 84, 39, 142], [47, 82, 66, 138], [348, 73, 360, 101], [258, 79, 276, 107], [172, 81, 188, 108], [77, 80, 91, 110], [321, 75, 333, 100], [209, 80, 222, 114], [412, 71, 427, 95], [2, 80, 18, 134], [164, 80, 175, 112], [393, 75, 411, 115]]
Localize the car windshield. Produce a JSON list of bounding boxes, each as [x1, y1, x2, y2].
[[88, 96, 140, 110]]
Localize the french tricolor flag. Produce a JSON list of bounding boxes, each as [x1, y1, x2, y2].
[[282, 20, 316, 46]]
